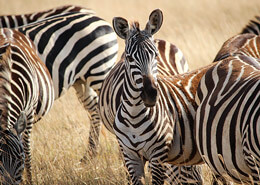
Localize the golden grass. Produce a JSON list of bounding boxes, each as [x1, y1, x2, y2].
[[0, 0, 260, 184]]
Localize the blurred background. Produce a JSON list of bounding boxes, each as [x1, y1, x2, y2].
[[0, 0, 260, 184]]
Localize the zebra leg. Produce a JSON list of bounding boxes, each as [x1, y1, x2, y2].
[[164, 164, 203, 185], [22, 126, 33, 184], [149, 160, 166, 185], [74, 80, 101, 158], [121, 149, 145, 185]]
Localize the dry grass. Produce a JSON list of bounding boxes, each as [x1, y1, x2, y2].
[[0, 0, 260, 184]]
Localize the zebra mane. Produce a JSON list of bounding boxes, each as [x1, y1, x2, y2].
[[128, 21, 141, 38], [0, 45, 12, 130], [128, 21, 152, 44], [241, 16, 260, 35], [130, 21, 140, 31]]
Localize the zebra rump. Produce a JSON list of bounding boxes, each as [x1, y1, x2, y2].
[[0, 28, 54, 184], [0, 45, 26, 185], [196, 55, 260, 184]]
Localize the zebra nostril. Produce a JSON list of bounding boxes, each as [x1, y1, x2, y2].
[[150, 86, 158, 97]]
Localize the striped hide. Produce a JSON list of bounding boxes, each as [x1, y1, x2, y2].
[[0, 28, 54, 184]]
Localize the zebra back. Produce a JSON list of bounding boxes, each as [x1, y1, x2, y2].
[[215, 15, 260, 62], [213, 33, 260, 62], [16, 11, 118, 98], [0, 5, 95, 28], [156, 39, 188, 75], [0, 28, 54, 184], [241, 16, 260, 35]]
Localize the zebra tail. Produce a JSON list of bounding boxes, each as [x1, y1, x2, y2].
[[241, 16, 260, 35]]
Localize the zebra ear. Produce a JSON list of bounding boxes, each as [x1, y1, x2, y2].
[[14, 111, 27, 136], [145, 9, 163, 35], [113, 17, 129, 39]]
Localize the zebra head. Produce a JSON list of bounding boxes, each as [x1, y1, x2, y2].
[[0, 112, 27, 184], [113, 9, 163, 107]]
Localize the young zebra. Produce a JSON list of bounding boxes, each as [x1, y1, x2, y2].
[[110, 9, 209, 184], [0, 7, 119, 157], [0, 28, 54, 184], [99, 39, 202, 184], [0, 5, 95, 28], [195, 55, 260, 184]]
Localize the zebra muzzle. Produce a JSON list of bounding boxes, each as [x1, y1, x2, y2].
[[141, 75, 158, 107]]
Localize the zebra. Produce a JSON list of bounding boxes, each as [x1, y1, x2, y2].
[[195, 54, 260, 184], [99, 39, 202, 185], [99, 39, 188, 134], [164, 165, 202, 185], [0, 5, 95, 28], [0, 116, 26, 185], [213, 33, 260, 62], [241, 16, 260, 35], [193, 20, 260, 184], [0, 28, 54, 184], [213, 14, 260, 62], [110, 9, 211, 184], [0, 7, 119, 158]]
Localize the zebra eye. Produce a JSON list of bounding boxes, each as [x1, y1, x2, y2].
[[127, 56, 135, 62]]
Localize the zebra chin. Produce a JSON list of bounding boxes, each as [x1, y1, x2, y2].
[[140, 75, 159, 107]]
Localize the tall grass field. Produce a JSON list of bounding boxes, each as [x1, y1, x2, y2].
[[0, 0, 260, 184]]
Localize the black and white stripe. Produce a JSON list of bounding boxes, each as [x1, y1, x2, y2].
[[99, 39, 202, 184], [0, 28, 54, 184], [110, 10, 206, 184], [0, 5, 95, 28], [99, 39, 188, 134], [165, 165, 202, 185], [195, 54, 260, 184], [0, 6, 119, 157], [196, 30, 260, 183]]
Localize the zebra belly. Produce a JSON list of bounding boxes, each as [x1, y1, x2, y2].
[[204, 144, 253, 183], [198, 115, 253, 183]]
